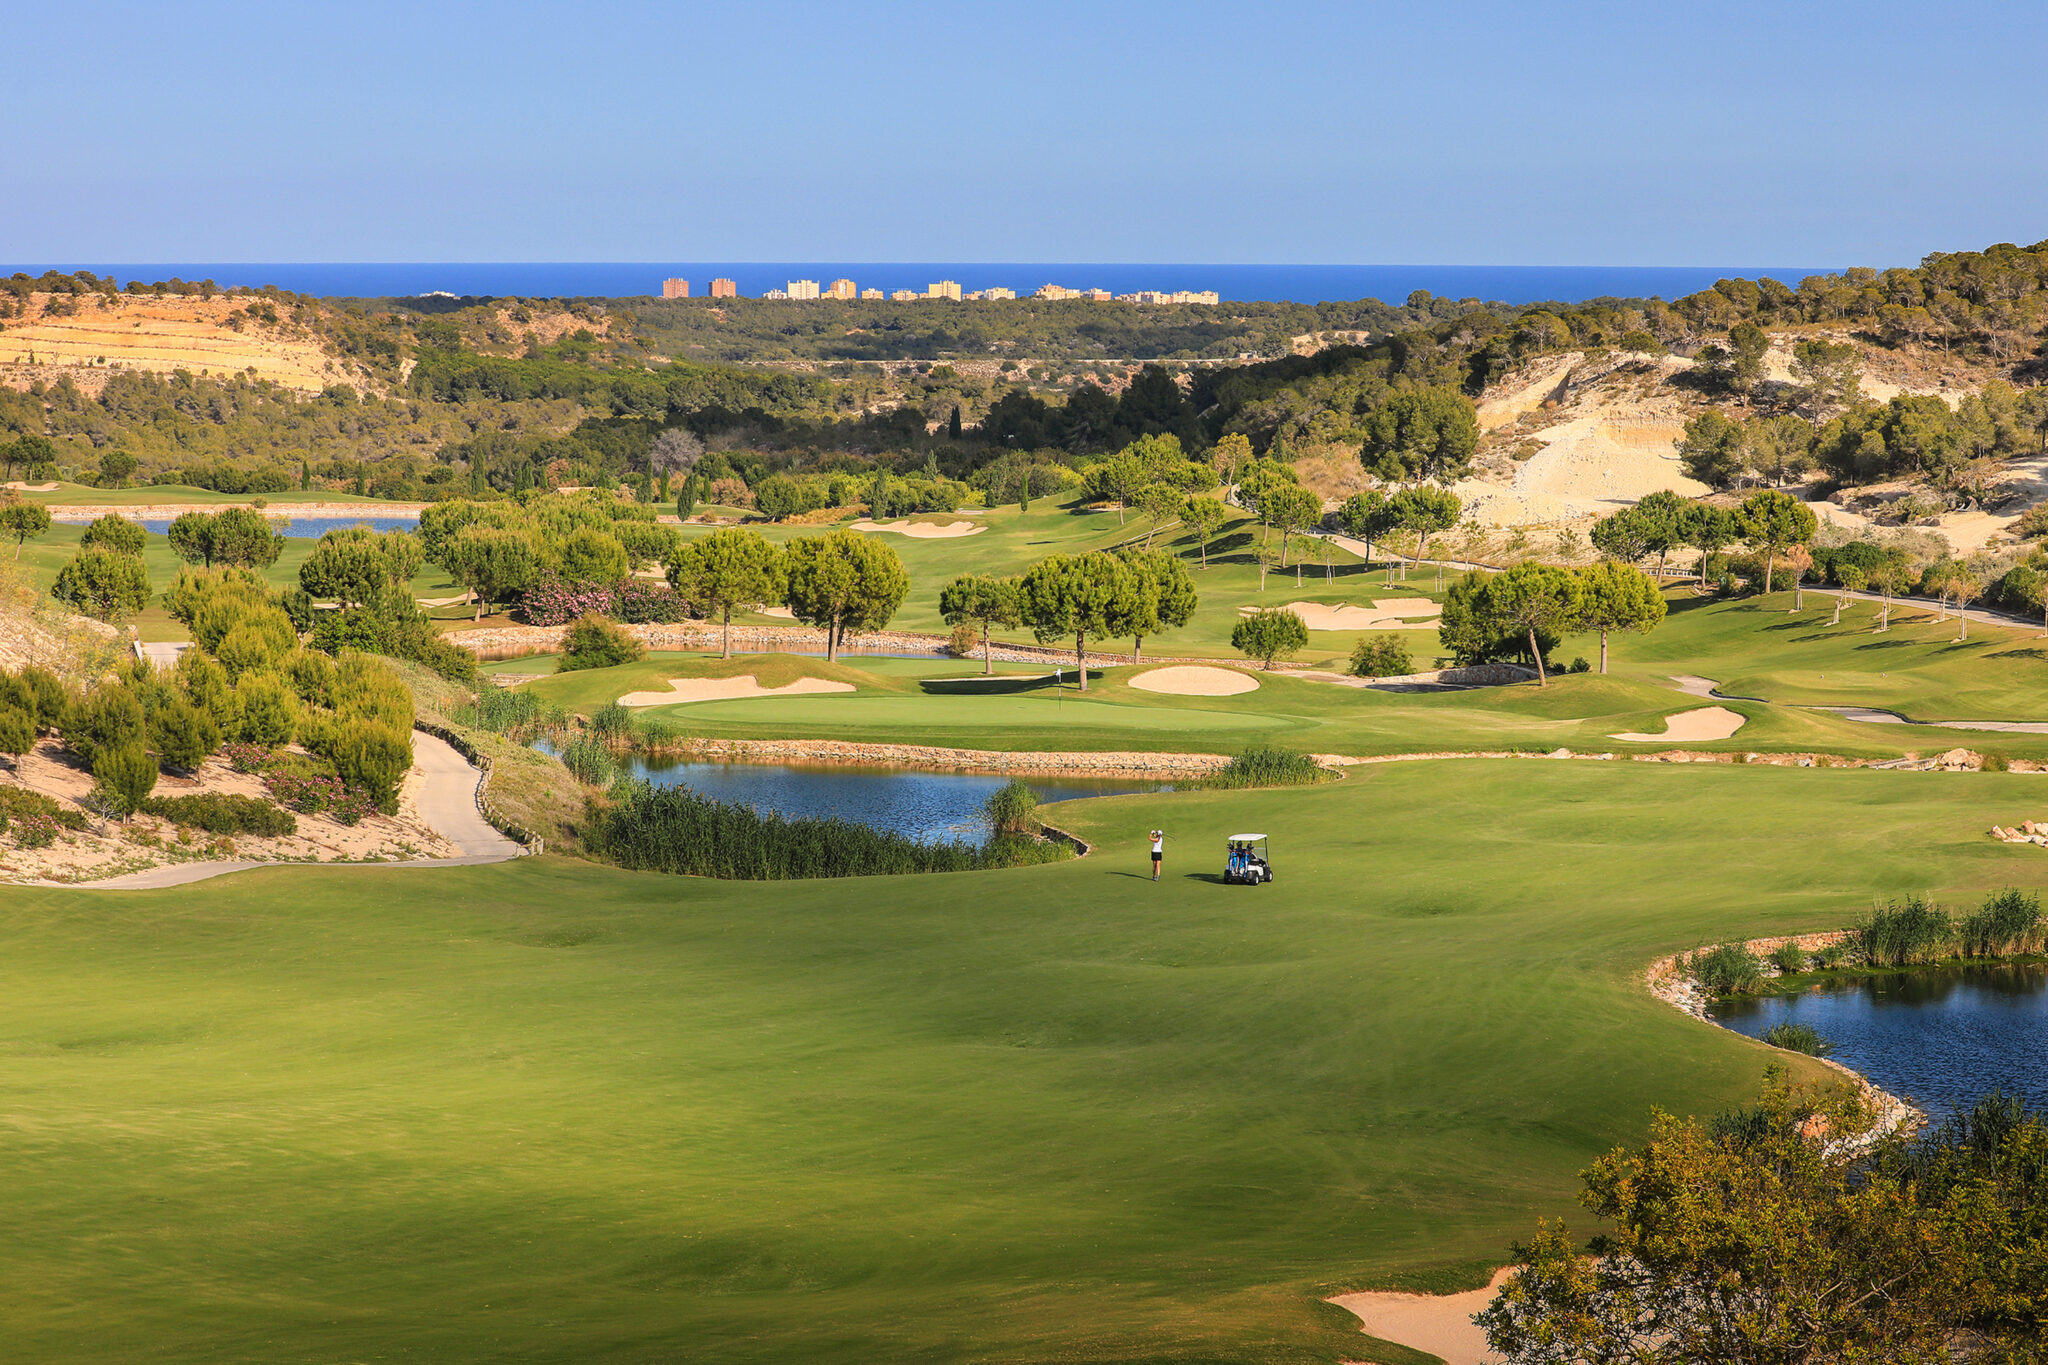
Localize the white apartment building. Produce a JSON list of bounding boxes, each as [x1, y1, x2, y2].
[[787, 279, 821, 300]]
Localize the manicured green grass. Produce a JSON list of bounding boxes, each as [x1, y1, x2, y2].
[[514, 632, 2037, 763], [680, 501, 1402, 668], [4, 761, 2040, 1362]]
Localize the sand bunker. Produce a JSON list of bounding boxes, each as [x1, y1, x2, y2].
[[757, 605, 796, 619], [1240, 600, 1442, 631], [850, 518, 986, 539], [1610, 705, 1747, 743], [1128, 665, 1259, 696], [2, 481, 59, 492], [617, 675, 856, 707], [1328, 1268, 1512, 1365]]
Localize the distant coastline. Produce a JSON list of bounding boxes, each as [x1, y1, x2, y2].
[[0, 261, 1840, 306]]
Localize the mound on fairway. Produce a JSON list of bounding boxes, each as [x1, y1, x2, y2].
[[1610, 705, 1747, 743], [850, 517, 985, 538], [1129, 665, 1259, 696], [616, 675, 857, 707]]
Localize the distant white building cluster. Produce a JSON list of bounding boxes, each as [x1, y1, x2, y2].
[[675, 276, 1217, 304]]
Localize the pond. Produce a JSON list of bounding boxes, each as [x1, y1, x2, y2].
[[1708, 963, 2048, 1117], [137, 514, 421, 538], [610, 752, 1167, 845]]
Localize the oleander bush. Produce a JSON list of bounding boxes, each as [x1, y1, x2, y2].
[[0, 785, 88, 832]]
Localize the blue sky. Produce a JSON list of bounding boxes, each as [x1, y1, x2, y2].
[[11, 0, 2047, 266]]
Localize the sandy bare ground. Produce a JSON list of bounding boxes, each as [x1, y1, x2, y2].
[[1328, 1268, 1511, 1365], [1, 733, 506, 887], [849, 518, 986, 538], [1476, 353, 1577, 432], [1610, 705, 1747, 742], [0, 293, 354, 394], [758, 605, 796, 619], [1127, 665, 1259, 696], [1249, 600, 1443, 631], [2, 481, 60, 492], [617, 675, 857, 707]]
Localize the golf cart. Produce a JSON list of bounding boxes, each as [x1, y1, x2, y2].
[[1224, 834, 1273, 885]]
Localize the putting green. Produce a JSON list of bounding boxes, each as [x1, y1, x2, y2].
[[3, 760, 2040, 1362]]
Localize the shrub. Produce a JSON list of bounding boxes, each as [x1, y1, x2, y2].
[[984, 779, 1042, 837], [1856, 895, 1953, 967], [140, 793, 296, 837], [1813, 941, 1854, 971], [90, 741, 159, 818], [0, 785, 88, 831], [232, 671, 299, 746], [63, 684, 146, 763], [315, 719, 411, 815], [1760, 1021, 1834, 1057], [1567, 656, 1592, 674], [1206, 745, 1324, 789], [559, 615, 644, 672], [1231, 608, 1308, 669], [148, 697, 222, 773], [1689, 943, 1765, 996], [1770, 941, 1808, 974], [1349, 634, 1412, 679], [1959, 889, 2045, 958]]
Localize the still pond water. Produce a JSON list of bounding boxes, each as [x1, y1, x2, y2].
[[137, 515, 421, 538], [613, 752, 1167, 845], [1709, 964, 2048, 1117]]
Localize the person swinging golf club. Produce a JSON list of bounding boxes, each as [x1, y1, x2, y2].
[[1150, 829, 1165, 881]]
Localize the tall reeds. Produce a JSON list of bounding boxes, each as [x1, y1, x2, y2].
[[1856, 896, 1954, 968], [1205, 745, 1325, 789]]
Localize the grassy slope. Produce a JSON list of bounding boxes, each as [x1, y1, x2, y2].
[[3, 762, 2039, 1362], [512, 599, 2048, 762]]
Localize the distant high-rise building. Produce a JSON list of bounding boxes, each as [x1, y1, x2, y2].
[[889, 289, 920, 301], [787, 279, 821, 300], [1081, 288, 1112, 302], [709, 278, 738, 298], [764, 288, 790, 300], [1035, 284, 1077, 301], [981, 286, 1017, 301], [661, 278, 690, 299], [860, 287, 884, 300], [827, 278, 858, 300], [926, 280, 961, 301]]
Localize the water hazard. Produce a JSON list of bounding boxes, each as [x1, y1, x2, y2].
[[136, 514, 421, 538], [612, 753, 1166, 845], [1709, 964, 2048, 1117]]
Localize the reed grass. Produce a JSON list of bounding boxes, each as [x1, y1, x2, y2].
[[1770, 941, 1808, 974], [1856, 895, 1954, 968], [557, 737, 618, 787], [1205, 745, 1325, 790], [1959, 889, 2045, 958], [1761, 1022, 1834, 1057], [1689, 943, 1765, 996]]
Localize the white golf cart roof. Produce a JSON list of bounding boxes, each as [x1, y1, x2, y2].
[[1227, 834, 1267, 843]]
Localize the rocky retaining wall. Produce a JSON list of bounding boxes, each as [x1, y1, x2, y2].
[[1646, 930, 1921, 1141], [452, 621, 1226, 669], [638, 736, 1234, 779], [48, 500, 427, 523]]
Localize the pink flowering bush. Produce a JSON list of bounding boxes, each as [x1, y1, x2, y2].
[[520, 575, 694, 627]]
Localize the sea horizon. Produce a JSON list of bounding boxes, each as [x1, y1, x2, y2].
[[2, 261, 1841, 306]]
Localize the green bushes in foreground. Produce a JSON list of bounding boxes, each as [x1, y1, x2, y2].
[[139, 793, 297, 837], [588, 779, 1070, 880], [1205, 745, 1326, 789]]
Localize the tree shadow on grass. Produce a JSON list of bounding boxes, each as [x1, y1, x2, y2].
[[920, 671, 1102, 696]]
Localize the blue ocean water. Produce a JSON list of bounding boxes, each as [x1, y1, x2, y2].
[[4, 262, 1839, 306]]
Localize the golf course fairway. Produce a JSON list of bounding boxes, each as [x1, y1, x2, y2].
[[4, 758, 2039, 1363]]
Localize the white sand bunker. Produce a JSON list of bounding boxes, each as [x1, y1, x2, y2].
[[757, 605, 796, 619], [3, 481, 59, 492], [1128, 665, 1259, 696], [1610, 705, 1746, 743], [1240, 600, 1442, 630], [1328, 1268, 1512, 1365], [850, 518, 986, 539], [618, 675, 856, 707]]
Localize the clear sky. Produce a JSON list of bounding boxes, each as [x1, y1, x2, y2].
[[12, 0, 2047, 267]]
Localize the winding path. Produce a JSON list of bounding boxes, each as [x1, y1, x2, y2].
[[66, 733, 525, 890]]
